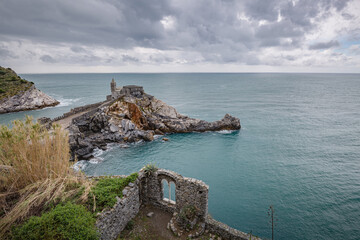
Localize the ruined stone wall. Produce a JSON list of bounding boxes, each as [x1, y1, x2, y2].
[[92, 169, 260, 240], [139, 169, 209, 220], [96, 179, 140, 240], [205, 216, 261, 240]]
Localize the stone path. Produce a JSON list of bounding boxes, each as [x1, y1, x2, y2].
[[53, 110, 89, 129], [54, 101, 110, 129]]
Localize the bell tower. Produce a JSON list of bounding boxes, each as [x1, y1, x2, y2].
[[110, 78, 116, 93]]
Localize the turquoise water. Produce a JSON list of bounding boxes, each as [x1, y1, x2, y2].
[[1, 73, 360, 239]]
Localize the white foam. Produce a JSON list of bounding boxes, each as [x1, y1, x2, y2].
[[89, 157, 102, 164], [54, 96, 82, 107], [93, 148, 105, 158], [133, 139, 144, 145], [153, 135, 163, 139], [72, 160, 88, 171], [119, 144, 130, 148], [217, 130, 236, 134]]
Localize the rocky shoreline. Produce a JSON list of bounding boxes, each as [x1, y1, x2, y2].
[[0, 85, 59, 114], [67, 84, 240, 160]]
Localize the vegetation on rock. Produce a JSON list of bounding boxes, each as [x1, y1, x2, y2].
[[0, 67, 33, 101], [143, 163, 158, 176], [88, 173, 138, 213]]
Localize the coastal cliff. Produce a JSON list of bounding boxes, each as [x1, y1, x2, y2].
[[68, 84, 240, 160], [0, 67, 59, 114]]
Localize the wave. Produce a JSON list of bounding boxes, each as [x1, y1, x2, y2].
[[72, 160, 88, 171], [217, 130, 236, 134], [153, 135, 163, 139], [52, 95, 82, 107]]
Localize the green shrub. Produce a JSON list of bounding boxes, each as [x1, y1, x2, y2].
[[0, 88, 5, 94], [88, 173, 138, 213], [12, 202, 98, 240]]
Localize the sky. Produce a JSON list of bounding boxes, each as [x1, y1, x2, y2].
[[0, 0, 360, 73]]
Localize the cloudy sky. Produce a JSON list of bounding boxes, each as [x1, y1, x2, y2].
[[0, 0, 359, 73]]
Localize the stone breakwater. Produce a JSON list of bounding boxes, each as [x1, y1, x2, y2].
[[0, 85, 59, 114], [68, 88, 240, 160]]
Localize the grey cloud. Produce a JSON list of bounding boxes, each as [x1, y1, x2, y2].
[[341, 12, 354, 20], [122, 55, 139, 62], [0, 0, 353, 66], [284, 55, 296, 61], [309, 40, 340, 50], [0, 46, 17, 58], [40, 55, 57, 63], [71, 46, 86, 53]]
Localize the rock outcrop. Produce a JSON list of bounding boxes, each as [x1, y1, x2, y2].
[[0, 85, 59, 114], [69, 90, 240, 160]]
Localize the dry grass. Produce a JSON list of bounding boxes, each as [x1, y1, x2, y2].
[[0, 116, 71, 190], [0, 116, 92, 237]]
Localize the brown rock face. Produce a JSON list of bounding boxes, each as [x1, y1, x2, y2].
[[127, 102, 148, 129]]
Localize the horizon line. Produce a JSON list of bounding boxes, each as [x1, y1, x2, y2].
[[19, 71, 360, 75]]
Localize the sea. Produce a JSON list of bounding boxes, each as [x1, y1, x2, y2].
[[1, 73, 360, 240]]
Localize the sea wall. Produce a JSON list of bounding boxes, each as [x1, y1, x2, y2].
[[205, 216, 261, 240], [52, 101, 106, 122], [96, 178, 141, 240]]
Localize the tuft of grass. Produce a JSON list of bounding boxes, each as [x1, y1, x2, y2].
[[0, 117, 92, 237], [88, 173, 138, 213], [12, 202, 98, 240], [143, 163, 158, 176]]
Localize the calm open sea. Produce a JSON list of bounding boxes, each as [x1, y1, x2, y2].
[[1, 73, 360, 240]]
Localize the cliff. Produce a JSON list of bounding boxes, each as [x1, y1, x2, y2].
[[68, 86, 241, 160], [0, 67, 59, 114]]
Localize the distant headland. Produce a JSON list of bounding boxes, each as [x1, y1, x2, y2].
[[0, 67, 59, 114]]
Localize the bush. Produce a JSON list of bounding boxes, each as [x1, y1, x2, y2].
[[0, 88, 5, 94], [88, 173, 138, 213], [12, 202, 98, 240]]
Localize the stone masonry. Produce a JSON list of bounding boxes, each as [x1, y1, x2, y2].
[[95, 168, 261, 240], [96, 178, 140, 240], [139, 169, 209, 220], [107, 79, 145, 100]]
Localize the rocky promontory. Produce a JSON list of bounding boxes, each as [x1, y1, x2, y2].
[[0, 67, 59, 114], [68, 84, 240, 160]]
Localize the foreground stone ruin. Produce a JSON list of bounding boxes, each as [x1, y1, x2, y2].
[[96, 168, 261, 240]]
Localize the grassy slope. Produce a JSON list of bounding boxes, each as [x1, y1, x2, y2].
[[0, 66, 33, 101]]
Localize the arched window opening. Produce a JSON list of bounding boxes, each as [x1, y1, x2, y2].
[[170, 182, 176, 203], [162, 179, 176, 204]]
